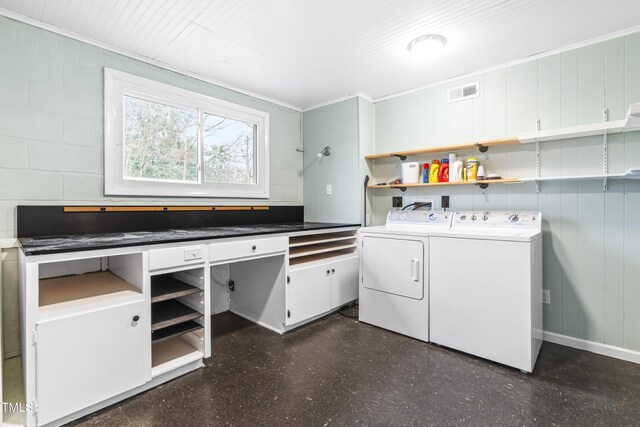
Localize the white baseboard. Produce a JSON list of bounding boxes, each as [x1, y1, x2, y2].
[[543, 331, 640, 364]]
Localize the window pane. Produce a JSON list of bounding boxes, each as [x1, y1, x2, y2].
[[203, 113, 256, 184], [123, 95, 198, 183]]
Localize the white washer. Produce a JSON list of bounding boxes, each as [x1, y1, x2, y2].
[[358, 210, 452, 342], [429, 211, 543, 372]]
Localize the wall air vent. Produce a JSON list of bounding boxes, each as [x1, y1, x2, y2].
[[447, 82, 479, 103]]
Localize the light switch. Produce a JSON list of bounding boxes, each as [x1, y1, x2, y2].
[[326, 184, 332, 195]]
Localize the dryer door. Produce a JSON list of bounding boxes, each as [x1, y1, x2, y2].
[[362, 235, 424, 300]]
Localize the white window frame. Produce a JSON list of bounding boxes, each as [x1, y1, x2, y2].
[[104, 68, 269, 198]]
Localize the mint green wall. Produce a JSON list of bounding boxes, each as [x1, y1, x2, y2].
[[358, 98, 375, 225], [0, 16, 303, 239], [303, 97, 360, 223], [0, 16, 302, 358], [302, 96, 373, 224], [373, 32, 640, 351]]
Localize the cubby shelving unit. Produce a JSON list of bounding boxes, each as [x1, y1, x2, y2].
[[288, 230, 357, 266], [150, 269, 205, 370]]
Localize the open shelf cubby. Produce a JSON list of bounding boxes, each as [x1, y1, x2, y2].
[[151, 299, 202, 331], [288, 230, 358, 266], [150, 268, 205, 370], [39, 271, 140, 307], [151, 335, 202, 368], [289, 247, 357, 266], [151, 275, 201, 303], [37, 253, 145, 317], [151, 319, 203, 344], [289, 231, 357, 247]]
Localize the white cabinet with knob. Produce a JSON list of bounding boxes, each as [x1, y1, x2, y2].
[[286, 229, 359, 327], [36, 297, 148, 425], [20, 249, 152, 427]]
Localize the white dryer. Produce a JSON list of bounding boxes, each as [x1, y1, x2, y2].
[[429, 211, 543, 372], [358, 210, 452, 342]]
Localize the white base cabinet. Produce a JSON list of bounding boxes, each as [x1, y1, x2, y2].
[[36, 298, 149, 425], [287, 264, 332, 325], [330, 256, 359, 308], [287, 255, 358, 326], [20, 226, 359, 426]]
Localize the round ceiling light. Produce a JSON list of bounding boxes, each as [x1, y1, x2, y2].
[[407, 34, 447, 57]]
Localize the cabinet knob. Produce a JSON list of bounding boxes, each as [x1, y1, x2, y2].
[[331, 269, 335, 273], [326, 269, 331, 274], [132, 315, 140, 322], [252, 245, 257, 252]]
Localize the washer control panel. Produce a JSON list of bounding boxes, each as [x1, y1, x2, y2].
[[452, 211, 541, 229], [386, 210, 452, 226]]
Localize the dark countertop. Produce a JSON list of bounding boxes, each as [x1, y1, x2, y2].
[[19, 222, 361, 256]]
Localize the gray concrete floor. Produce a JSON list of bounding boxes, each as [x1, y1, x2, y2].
[[73, 310, 640, 426]]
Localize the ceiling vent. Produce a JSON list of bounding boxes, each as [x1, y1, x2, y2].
[[447, 82, 479, 103]]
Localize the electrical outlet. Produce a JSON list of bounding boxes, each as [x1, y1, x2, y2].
[[392, 196, 403, 208], [542, 289, 550, 304], [441, 195, 450, 209], [326, 184, 332, 195]]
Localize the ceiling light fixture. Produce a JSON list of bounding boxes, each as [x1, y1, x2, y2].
[[407, 34, 447, 57]]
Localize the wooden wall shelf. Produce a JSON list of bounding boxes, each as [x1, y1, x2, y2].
[[367, 178, 521, 190], [364, 137, 519, 160]]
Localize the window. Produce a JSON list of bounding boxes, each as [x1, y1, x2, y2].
[[104, 68, 269, 198]]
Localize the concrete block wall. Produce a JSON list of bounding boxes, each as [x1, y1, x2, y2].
[[0, 16, 303, 358]]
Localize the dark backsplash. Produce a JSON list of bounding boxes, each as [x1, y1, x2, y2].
[[17, 205, 304, 238]]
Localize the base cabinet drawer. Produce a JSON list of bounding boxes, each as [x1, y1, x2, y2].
[[35, 299, 149, 425], [210, 236, 287, 262], [149, 245, 207, 271]]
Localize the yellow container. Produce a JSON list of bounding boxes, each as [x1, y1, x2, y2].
[[429, 160, 440, 183], [466, 158, 479, 181]]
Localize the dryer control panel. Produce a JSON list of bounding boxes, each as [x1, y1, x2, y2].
[[386, 210, 452, 226], [452, 211, 541, 229]]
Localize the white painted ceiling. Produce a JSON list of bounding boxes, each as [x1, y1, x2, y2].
[[1, 0, 639, 109]]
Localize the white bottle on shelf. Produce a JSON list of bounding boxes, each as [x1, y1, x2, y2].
[[451, 160, 463, 182]]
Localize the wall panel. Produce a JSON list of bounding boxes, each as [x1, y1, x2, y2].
[[371, 32, 640, 352]]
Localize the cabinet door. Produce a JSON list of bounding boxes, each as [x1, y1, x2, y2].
[[330, 256, 359, 308], [36, 299, 149, 425], [287, 264, 330, 325]]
